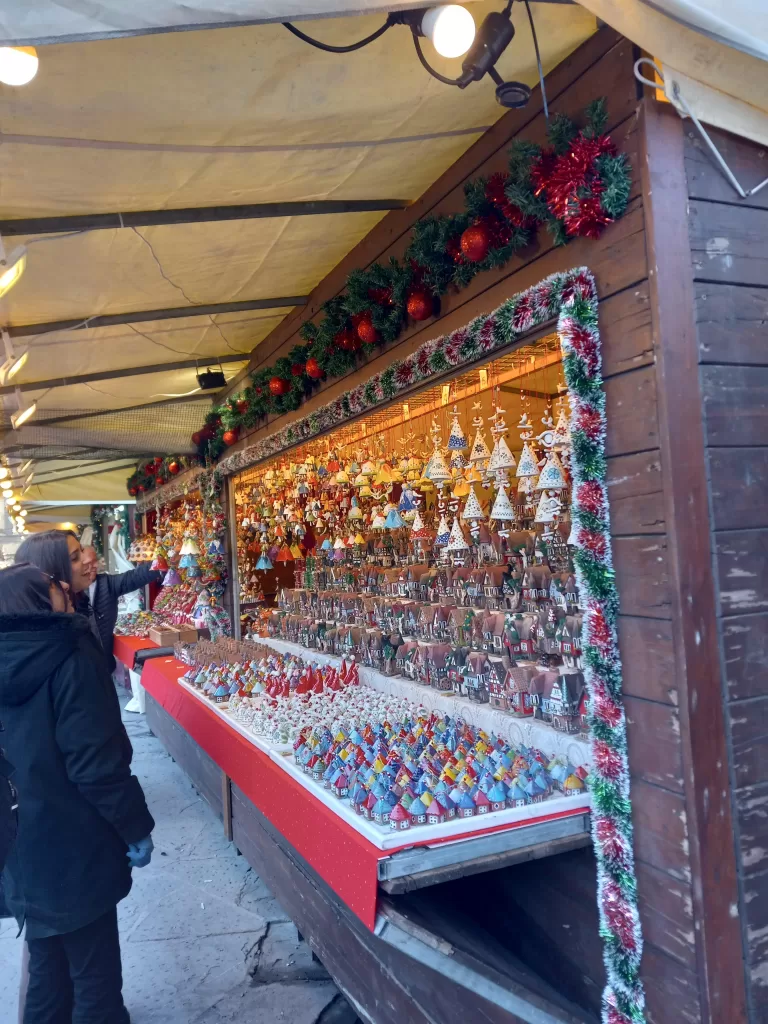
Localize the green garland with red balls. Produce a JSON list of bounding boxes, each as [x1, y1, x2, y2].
[[126, 455, 199, 497], [129, 99, 630, 492]]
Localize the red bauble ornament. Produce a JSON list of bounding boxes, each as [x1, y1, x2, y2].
[[269, 376, 289, 396], [406, 290, 433, 322], [137, 484, 146, 493], [460, 222, 491, 262], [305, 357, 323, 380], [168, 460, 180, 475], [153, 456, 163, 467], [191, 432, 201, 446], [144, 462, 153, 474], [236, 398, 248, 414], [336, 328, 360, 352], [355, 315, 378, 346], [128, 486, 138, 497], [222, 429, 239, 447]]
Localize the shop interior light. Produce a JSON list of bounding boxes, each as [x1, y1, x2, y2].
[[18, 508, 27, 517], [0, 348, 28, 384], [5, 494, 16, 504], [421, 5, 475, 58], [0, 467, 8, 482], [11, 503, 21, 512], [0, 47, 38, 87], [0, 246, 27, 299], [11, 400, 36, 430]]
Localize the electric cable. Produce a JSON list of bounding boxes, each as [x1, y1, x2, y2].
[[282, 18, 393, 54], [523, 0, 548, 122], [411, 32, 463, 87]]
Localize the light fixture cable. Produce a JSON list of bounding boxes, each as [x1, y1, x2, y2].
[[282, 16, 395, 53], [523, 0, 548, 122]]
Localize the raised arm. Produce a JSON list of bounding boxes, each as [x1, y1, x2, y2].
[[106, 564, 163, 599]]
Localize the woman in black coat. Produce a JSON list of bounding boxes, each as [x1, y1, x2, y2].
[[0, 557, 155, 1024]]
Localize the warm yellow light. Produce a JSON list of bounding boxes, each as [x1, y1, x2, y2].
[[0, 247, 26, 299], [5, 495, 16, 505], [0, 467, 8, 481], [11, 503, 21, 512], [18, 508, 27, 517], [0, 47, 38, 86], [11, 400, 36, 429], [421, 5, 475, 58], [0, 480, 11, 491], [5, 349, 28, 381]]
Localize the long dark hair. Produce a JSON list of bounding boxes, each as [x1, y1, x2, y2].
[[0, 563, 53, 614], [15, 531, 74, 592]]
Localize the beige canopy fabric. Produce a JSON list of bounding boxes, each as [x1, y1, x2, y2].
[[0, 4, 598, 506], [578, 0, 768, 146]]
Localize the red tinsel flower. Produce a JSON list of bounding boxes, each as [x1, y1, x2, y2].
[[574, 403, 603, 441], [395, 360, 414, 385], [566, 322, 600, 375], [602, 880, 638, 952], [513, 294, 534, 332], [485, 172, 531, 230], [577, 480, 606, 518], [595, 816, 630, 865], [606, 1005, 633, 1024], [417, 348, 432, 376], [445, 336, 463, 364], [593, 742, 624, 783], [588, 606, 614, 652], [530, 150, 557, 198], [590, 680, 622, 728], [478, 318, 496, 351], [560, 271, 594, 305], [578, 527, 607, 560]]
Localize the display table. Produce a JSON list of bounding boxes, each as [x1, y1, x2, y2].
[[140, 654, 590, 930], [113, 634, 158, 670]]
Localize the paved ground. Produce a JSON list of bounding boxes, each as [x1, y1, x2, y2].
[[0, 694, 357, 1024]]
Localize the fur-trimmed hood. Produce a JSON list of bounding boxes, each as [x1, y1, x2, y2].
[[0, 612, 92, 707]]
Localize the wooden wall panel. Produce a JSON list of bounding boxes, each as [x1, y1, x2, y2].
[[685, 129, 768, 210], [688, 201, 768, 288], [695, 283, 768, 365], [716, 529, 768, 616], [612, 535, 671, 619], [606, 451, 664, 536], [625, 696, 683, 793], [617, 616, 676, 705], [709, 448, 768, 532], [635, 861, 695, 970], [600, 280, 654, 379], [702, 366, 768, 447], [721, 614, 768, 702], [604, 365, 659, 458], [729, 698, 768, 789], [631, 780, 690, 883]]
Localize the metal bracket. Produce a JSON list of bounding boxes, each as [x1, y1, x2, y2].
[[634, 57, 768, 200]]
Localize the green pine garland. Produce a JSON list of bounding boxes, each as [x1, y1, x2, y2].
[[130, 99, 631, 494]]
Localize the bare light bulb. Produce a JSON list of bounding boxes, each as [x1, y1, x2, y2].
[[421, 5, 475, 59], [0, 47, 38, 87]]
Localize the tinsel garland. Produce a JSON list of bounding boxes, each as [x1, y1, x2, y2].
[[130, 99, 630, 489], [127, 455, 199, 499], [134, 264, 646, 1019]]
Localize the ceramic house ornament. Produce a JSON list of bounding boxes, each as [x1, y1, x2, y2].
[[551, 407, 571, 450]]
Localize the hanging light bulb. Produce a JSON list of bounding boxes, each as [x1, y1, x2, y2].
[[421, 5, 475, 58], [0, 47, 38, 87]]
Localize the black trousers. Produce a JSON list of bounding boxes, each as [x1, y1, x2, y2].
[[23, 907, 130, 1024]]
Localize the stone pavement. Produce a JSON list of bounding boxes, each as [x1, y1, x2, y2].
[[0, 695, 359, 1024]]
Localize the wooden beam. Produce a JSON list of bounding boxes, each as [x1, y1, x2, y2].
[[0, 352, 247, 395], [7, 297, 306, 338], [0, 199, 409, 237], [639, 98, 748, 1023]]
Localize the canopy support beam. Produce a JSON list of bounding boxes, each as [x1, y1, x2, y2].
[[7, 297, 307, 338], [0, 199, 409, 237]]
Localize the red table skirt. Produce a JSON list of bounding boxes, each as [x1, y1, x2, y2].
[[141, 656, 384, 929], [113, 635, 158, 670]]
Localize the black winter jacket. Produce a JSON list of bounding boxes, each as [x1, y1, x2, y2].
[[85, 566, 162, 670], [0, 613, 155, 935]]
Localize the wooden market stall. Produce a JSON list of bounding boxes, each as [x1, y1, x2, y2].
[[131, 25, 768, 1024]]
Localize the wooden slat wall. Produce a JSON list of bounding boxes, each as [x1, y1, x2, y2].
[[689, 123, 768, 1022]]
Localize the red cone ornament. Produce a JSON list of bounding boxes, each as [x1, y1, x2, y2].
[[460, 222, 491, 262], [305, 357, 323, 380], [406, 290, 433, 322], [269, 376, 289, 396]]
